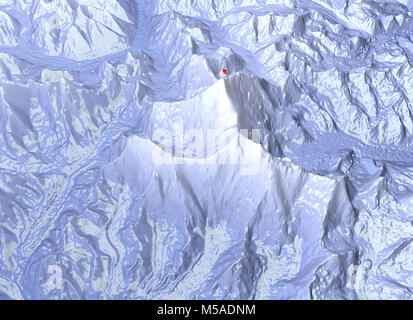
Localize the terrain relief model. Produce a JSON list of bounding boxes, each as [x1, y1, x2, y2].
[[1, 0, 413, 300]]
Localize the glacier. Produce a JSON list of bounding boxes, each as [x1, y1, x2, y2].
[[0, 0, 413, 299]]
